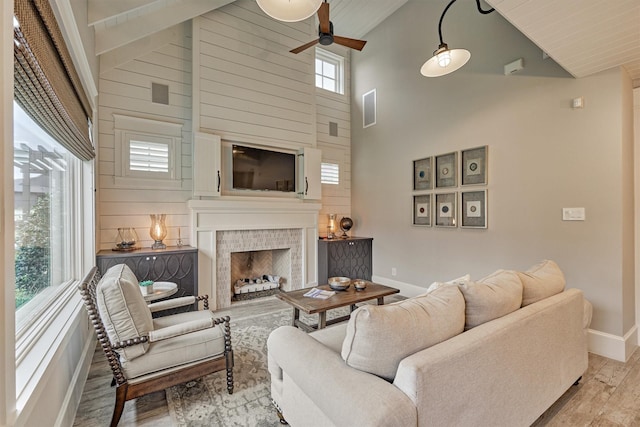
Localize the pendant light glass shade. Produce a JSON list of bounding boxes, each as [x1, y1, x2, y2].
[[256, 0, 322, 22], [420, 44, 470, 77]]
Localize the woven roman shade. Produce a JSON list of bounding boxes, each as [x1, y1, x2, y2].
[[14, 0, 94, 161]]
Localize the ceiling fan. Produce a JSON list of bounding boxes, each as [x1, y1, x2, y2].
[[290, 1, 367, 54]]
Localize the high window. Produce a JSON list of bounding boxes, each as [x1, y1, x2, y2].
[[321, 162, 340, 185], [315, 48, 344, 94], [114, 114, 183, 187]]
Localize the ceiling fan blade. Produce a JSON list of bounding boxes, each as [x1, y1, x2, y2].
[[333, 36, 367, 51], [290, 39, 320, 54], [318, 2, 330, 34]]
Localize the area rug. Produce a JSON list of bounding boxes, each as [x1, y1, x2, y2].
[[166, 307, 351, 426]]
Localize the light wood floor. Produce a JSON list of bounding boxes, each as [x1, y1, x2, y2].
[[74, 297, 640, 426]]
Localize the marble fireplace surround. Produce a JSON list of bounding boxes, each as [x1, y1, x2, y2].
[[188, 199, 321, 309]]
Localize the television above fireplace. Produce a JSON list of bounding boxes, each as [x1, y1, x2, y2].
[[231, 144, 296, 192]]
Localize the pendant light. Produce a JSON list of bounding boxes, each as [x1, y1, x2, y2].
[[420, 0, 494, 77], [256, 0, 322, 22]]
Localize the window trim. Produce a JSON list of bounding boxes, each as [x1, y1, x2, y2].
[[113, 114, 183, 189], [315, 48, 344, 95]]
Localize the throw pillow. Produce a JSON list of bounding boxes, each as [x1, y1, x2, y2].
[[458, 269, 523, 330], [341, 284, 465, 381], [426, 273, 471, 293], [96, 264, 154, 361], [517, 259, 566, 306]]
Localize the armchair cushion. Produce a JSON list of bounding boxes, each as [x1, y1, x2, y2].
[[122, 310, 226, 379], [96, 264, 153, 361]]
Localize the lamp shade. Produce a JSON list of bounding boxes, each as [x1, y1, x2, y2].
[[256, 0, 322, 22], [420, 46, 470, 77]]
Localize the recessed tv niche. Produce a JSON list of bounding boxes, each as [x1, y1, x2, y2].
[[232, 144, 296, 192]]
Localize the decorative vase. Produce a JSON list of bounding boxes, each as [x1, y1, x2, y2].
[[149, 214, 167, 249], [116, 227, 138, 248], [140, 284, 154, 295]]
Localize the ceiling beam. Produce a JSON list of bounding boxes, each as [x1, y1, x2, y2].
[[94, 0, 234, 56], [88, 0, 159, 26]]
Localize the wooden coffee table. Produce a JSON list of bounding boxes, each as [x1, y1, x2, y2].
[[276, 282, 399, 332]]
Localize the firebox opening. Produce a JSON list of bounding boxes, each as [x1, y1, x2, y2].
[[230, 248, 290, 302]]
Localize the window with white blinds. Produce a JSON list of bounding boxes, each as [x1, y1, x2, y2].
[[321, 162, 339, 185], [129, 140, 169, 173], [113, 114, 183, 188]]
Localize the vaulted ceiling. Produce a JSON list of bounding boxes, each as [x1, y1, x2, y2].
[[88, 0, 640, 87]]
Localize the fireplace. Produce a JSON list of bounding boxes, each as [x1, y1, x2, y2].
[[188, 198, 321, 309], [217, 228, 302, 304], [230, 248, 290, 300]]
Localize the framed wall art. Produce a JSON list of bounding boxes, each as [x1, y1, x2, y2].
[[435, 152, 457, 188], [461, 190, 487, 228], [413, 194, 432, 226], [435, 192, 457, 227], [461, 146, 487, 186], [413, 157, 432, 190]]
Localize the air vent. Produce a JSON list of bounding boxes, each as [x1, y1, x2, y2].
[[152, 83, 169, 105], [329, 121, 338, 136]]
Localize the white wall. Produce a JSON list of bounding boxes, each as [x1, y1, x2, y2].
[[97, 22, 193, 250], [351, 1, 635, 359]]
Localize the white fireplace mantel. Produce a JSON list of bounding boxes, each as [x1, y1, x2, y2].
[[188, 198, 321, 309]]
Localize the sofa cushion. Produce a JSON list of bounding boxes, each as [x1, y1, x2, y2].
[[341, 284, 465, 381], [517, 260, 566, 306], [458, 269, 523, 330], [96, 264, 153, 361], [426, 274, 471, 293]]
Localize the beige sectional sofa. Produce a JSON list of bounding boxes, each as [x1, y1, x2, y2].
[[267, 260, 592, 427]]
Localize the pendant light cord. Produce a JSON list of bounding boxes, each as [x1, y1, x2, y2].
[[438, 0, 495, 45], [475, 0, 495, 15]]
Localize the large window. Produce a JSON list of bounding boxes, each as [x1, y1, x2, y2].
[[315, 48, 344, 94], [13, 102, 77, 326]]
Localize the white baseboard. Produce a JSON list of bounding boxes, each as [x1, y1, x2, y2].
[[588, 325, 639, 362], [373, 275, 639, 363]]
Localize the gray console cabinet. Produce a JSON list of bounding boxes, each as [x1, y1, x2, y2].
[[96, 246, 198, 314], [317, 237, 373, 285]]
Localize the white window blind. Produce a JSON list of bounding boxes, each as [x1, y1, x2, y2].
[[321, 162, 339, 185], [129, 140, 169, 173]]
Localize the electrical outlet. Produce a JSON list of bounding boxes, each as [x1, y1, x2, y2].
[[391, 267, 397, 276]]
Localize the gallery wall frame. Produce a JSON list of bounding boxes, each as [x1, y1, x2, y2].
[[435, 192, 457, 227], [461, 145, 487, 186], [460, 190, 487, 228], [413, 194, 432, 226], [435, 152, 457, 188], [413, 157, 433, 191]]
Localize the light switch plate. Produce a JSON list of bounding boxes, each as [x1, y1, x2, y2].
[[562, 207, 585, 221]]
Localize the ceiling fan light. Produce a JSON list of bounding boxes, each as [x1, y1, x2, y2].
[[420, 46, 471, 77], [256, 0, 322, 22]]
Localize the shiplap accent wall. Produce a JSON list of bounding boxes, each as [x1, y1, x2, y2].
[[316, 47, 352, 236], [194, 0, 316, 149], [96, 1, 354, 249], [97, 22, 193, 250]]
